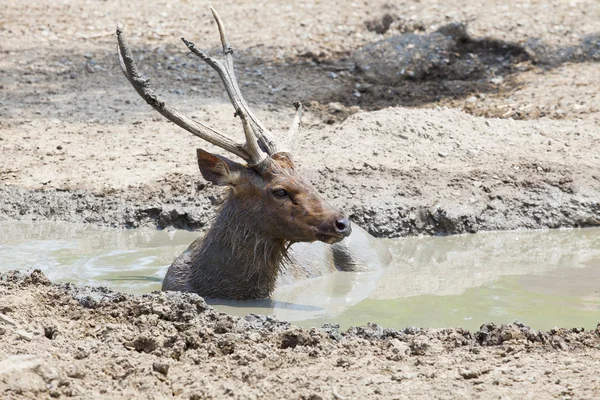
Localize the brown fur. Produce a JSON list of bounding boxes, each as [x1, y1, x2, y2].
[[162, 151, 351, 299]]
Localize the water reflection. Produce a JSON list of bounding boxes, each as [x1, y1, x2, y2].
[[375, 228, 600, 299], [0, 220, 191, 292], [0, 221, 599, 330]]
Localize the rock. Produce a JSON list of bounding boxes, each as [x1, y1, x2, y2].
[[152, 361, 170, 376], [459, 369, 479, 379], [0, 355, 58, 393], [66, 364, 86, 379], [386, 338, 410, 361], [16, 329, 34, 341], [467, 148, 479, 157]]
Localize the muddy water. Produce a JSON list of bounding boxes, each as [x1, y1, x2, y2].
[[0, 220, 598, 331]]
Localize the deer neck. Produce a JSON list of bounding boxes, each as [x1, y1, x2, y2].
[[188, 195, 289, 299]]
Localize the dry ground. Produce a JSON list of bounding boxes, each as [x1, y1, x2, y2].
[[2, 271, 600, 399]]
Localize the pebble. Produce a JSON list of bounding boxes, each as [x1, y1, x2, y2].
[[16, 329, 34, 341], [66, 364, 86, 379], [467, 148, 479, 157], [152, 361, 170, 376], [459, 367, 491, 379]]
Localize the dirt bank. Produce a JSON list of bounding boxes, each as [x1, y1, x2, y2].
[[1, 0, 599, 235], [2, 105, 599, 236], [1, 270, 599, 399]]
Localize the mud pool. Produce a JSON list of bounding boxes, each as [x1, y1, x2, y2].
[[0, 220, 598, 331]]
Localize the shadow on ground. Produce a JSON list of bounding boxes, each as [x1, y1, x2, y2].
[[314, 24, 600, 114], [1, 22, 598, 126]]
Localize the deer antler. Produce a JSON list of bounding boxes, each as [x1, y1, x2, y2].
[[116, 7, 304, 164]]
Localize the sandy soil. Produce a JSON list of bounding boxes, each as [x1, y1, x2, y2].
[[1, 0, 600, 398]]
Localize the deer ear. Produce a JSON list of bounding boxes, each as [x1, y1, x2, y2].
[[196, 149, 246, 186]]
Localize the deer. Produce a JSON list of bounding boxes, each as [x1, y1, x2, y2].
[[116, 8, 391, 300]]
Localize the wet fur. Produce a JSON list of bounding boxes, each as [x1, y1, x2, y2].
[[161, 153, 389, 300], [163, 156, 302, 299]]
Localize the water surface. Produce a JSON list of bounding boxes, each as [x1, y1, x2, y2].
[[0, 220, 598, 331]]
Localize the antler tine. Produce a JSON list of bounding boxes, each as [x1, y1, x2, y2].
[[209, 7, 232, 60], [281, 101, 303, 153], [116, 25, 264, 164], [181, 38, 265, 164], [184, 8, 281, 155]]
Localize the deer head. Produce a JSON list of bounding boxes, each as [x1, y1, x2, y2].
[[116, 8, 351, 246]]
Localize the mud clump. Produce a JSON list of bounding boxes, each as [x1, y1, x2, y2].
[[475, 322, 600, 351], [279, 328, 323, 349], [22, 269, 52, 286]]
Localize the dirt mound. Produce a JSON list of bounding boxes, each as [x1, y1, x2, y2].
[[2, 106, 599, 235], [1, 270, 599, 399], [354, 23, 528, 84]]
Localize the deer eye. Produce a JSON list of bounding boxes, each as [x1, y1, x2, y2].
[[272, 188, 288, 198]]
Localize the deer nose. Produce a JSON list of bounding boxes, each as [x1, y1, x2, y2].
[[335, 218, 351, 236]]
